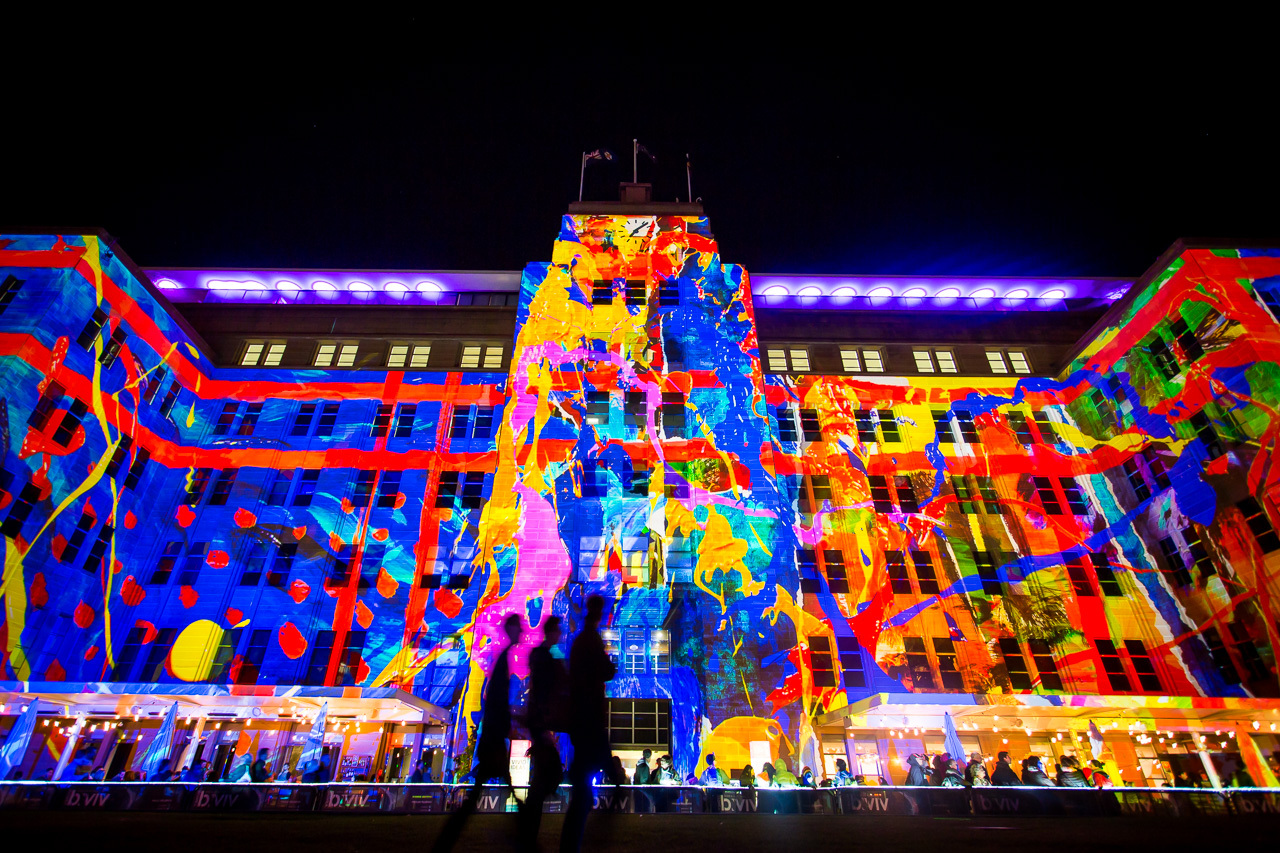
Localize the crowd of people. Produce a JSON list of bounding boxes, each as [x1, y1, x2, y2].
[[899, 751, 1114, 788]]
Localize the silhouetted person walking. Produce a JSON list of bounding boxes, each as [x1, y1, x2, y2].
[[519, 615, 568, 852], [433, 613, 523, 853], [559, 595, 615, 853]]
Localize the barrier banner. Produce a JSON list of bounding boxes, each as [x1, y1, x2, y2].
[[57, 785, 134, 811], [592, 787, 633, 813], [259, 785, 315, 811], [837, 788, 924, 815], [1230, 791, 1280, 816], [318, 784, 396, 813], [188, 785, 262, 812], [135, 785, 183, 811], [402, 787, 446, 813]]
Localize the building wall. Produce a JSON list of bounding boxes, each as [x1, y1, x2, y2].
[[2, 226, 1279, 781]]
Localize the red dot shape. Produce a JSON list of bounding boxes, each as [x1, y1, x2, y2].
[[205, 549, 230, 568], [50, 534, 68, 562], [84, 645, 99, 661], [137, 620, 158, 645], [329, 531, 345, 552], [179, 585, 199, 608], [355, 659, 369, 684], [372, 528, 389, 542], [123, 510, 137, 529], [30, 572, 48, 608], [234, 508, 257, 528], [393, 492, 406, 509], [375, 567, 399, 599], [292, 526, 307, 540], [355, 599, 374, 629], [120, 575, 146, 606], [73, 601, 95, 628], [434, 588, 463, 618], [288, 579, 311, 603], [277, 621, 308, 659], [226, 607, 244, 625], [341, 497, 355, 514], [45, 659, 65, 681], [176, 505, 196, 528]]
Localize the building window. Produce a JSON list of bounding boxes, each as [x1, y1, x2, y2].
[[857, 409, 899, 443], [459, 344, 504, 369], [1123, 458, 1150, 502], [607, 699, 670, 750], [765, 347, 810, 372], [1202, 627, 1240, 685], [51, 399, 88, 446], [372, 404, 393, 438], [798, 474, 831, 514], [839, 347, 884, 373], [999, 638, 1033, 690], [837, 636, 867, 688], [661, 393, 686, 438], [105, 436, 133, 478], [1033, 476, 1062, 514], [314, 402, 340, 437], [1061, 478, 1089, 514], [1065, 558, 1095, 597], [775, 406, 798, 443], [986, 349, 1031, 374], [80, 522, 114, 575], [903, 637, 935, 688], [869, 475, 893, 513], [185, 468, 212, 505], [76, 307, 109, 349], [240, 544, 267, 586], [208, 469, 237, 506], [303, 631, 336, 685], [177, 541, 207, 586], [158, 382, 181, 418], [235, 630, 270, 685], [387, 343, 431, 369], [451, 405, 495, 440], [1238, 497, 1280, 554], [592, 280, 613, 305], [290, 404, 316, 436], [886, 551, 912, 594], [60, 510, 97, 564], [810, 635, 837, 686], [974, 551, 1001, 595], [798, 408, 821, 442], [0, 274, 23, 314], [625, 280, 646, 306], [1, 482, 39, 538], [934, 638, 963, 689], [1090, 553, 1124, 596], [124, 448, 149, 490], [658, 278, 679, 305], [100, 327, 127, 368], [28, 380, 66, 431], [913, 348, 958, 374], [1157, 536, 1191, 586], [1008, 412, 1034, 444], [292, 469, 321, 506], [1228, 622, 1269, 681], [1169, 316, 1204, 362], [911, 549, 939, 594], [954, 409, 980, 443], [391, 403, 416, 438], [241, 341, 285, 366], [1189, 411, 1225, 459], [376, 470, 403, 508], [314, 342, 359, 367], [437, 471, 484, 509], [351, 471, 377, 508], [934, 410, 953, 444], [268, 544, 296, 588], [799, 548, 848, 594]]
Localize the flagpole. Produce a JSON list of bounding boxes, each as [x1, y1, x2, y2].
[[686, 153, 692, 203], [632, 138, 638, 184], [579, 152, 586, 202]]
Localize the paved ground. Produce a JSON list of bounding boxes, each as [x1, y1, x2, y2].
[[2, 812, 1277, 851]]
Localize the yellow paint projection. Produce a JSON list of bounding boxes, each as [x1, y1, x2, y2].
[[694, 506, 762, 611], [170, 620, 224, 682]]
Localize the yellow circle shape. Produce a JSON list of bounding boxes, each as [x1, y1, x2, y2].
[[169, 619, 224, 682]]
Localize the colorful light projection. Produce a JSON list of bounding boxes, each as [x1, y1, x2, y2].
[[1, 226, 1279, 783]]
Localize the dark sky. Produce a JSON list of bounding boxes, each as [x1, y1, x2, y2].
[[8, 27, 1277, 279]]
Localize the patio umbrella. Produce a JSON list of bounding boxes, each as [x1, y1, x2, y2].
[[943, 712, 965, 764], [298, 702, 328, 773], [0, 700, 40, 779], [135, 702, 179, 780]]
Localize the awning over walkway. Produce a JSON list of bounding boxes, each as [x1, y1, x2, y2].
[[0, 681, 447, 724], [815, 693, 1280, 733]]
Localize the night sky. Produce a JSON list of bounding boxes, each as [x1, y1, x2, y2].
[[7, 30, 1277, 279]]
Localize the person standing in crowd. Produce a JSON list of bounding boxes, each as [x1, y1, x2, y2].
[[773, 759, 798, 786], [1021, 756, 1054, 786], [740, 763, 757, 788], [653, 754, 677, 785], [940, 759, 966, 787], [149, 759, 173, 782], [434, 613, 523, 853], [1056, 755, 1090, 787], [633, 748, 652, 785], [833, 758, 856, 786], [965, 752, 990, 786], [560, 595, 615, 853], [905, 754, 929, 786], [409, 755, 429, 783], [250, 748, 271, 782], [990, 751, 1021, 786], [700, 754, 726, 786], [520, 613, 568, 848], [929, 754, 949, 786], [181, 759, 208, 783]]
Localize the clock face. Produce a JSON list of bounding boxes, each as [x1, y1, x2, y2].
[[625, 217, 654, 238]]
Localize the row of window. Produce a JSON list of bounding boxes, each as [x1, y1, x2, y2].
[[775, 404, 1057, 446], [590, 278, 680, 307], [239, 339, 505, 369], [765, 345, 1032, 375], [206, 401, 496, 442]]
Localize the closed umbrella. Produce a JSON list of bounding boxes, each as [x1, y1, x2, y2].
[[298, 702, 328, 777], [135, 703, 179, 780], [0, 701, 40, 779], [943, 712, 965, 764]]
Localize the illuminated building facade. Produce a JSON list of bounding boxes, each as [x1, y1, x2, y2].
[[2, 204, 1279, 786]]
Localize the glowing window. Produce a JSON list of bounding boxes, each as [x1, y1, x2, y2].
[[336, 344, 358, 367], [387, 345, 409, 368], [913, 350, 936, 373], [986, 350, 1009, 374], [314, 344, 337, 367], [241, 343, 265, 366]]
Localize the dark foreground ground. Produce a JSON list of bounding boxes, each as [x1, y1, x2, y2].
[[2, 812, 1276, 851]]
